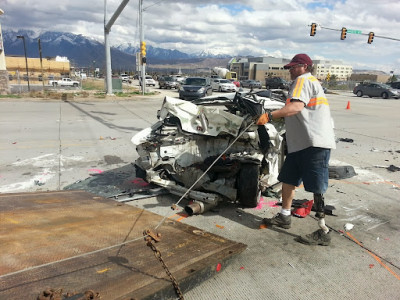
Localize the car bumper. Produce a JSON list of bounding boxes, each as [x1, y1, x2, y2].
[[165, 84, 178, 88], [179, 91, 206, 100], [220, 87, 237, 92]]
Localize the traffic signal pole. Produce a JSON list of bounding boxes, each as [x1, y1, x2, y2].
[[139, 0, 146, 95], [309, 23, 400, 43], [104, 0, 130, 96]]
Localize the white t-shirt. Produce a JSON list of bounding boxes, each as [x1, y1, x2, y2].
[[284, 73, 336, 153]]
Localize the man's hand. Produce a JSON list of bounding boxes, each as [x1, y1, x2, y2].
[[256, 112, 271, 125]]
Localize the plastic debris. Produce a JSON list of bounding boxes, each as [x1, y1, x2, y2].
[[216, 263, 222, 272], [338, 138, 354, 143], [387, 165, 400, 172], [344, 223, 354, 231]]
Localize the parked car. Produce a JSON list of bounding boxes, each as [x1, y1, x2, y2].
[[132, 91, 286, 215], [389, 81, 400, 89], [179, 77, 213, 100], [240, 80, 262, 89], [229, 78, 241, 88], [49, 78, 79, 87], [120, 74, 131, 83], [172, 75, 186, 83], [353, 82, 399, 99], [211, 79, 237, 92], [265, 77, 289, 90], [159, 76, 178, 89], [139, 75, 156, 86]]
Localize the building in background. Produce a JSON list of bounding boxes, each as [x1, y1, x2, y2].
[[230, 56, 353, 84], [0, 8, 9, 94], [350, 73, 390, 83], [6, 56, 71, 86], [313, 60, 353, 81]]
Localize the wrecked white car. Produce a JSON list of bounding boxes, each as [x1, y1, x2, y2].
[[132, 91, 287, 214]]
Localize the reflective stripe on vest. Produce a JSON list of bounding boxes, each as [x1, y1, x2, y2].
[[286, 97, 329, 107]]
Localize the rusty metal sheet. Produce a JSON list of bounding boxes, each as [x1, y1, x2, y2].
[[0, 190, 246, 299]]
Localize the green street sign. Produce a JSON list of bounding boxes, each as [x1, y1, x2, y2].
[[347, 29, 362, 34]]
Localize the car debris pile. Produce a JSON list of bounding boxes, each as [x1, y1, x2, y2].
[[132, 90, 287, 215]]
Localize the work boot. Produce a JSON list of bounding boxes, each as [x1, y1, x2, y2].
[[262, 213, 291, 229], [298, 229, 331, 246]]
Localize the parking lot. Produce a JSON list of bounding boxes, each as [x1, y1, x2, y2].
[[0, 90, 399, 299]]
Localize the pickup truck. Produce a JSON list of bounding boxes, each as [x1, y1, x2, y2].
[[49, 78, 80, 87]]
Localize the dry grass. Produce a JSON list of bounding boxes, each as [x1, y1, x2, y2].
[[2, 78, 157, 100]]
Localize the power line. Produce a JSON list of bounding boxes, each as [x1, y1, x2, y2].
[[143, 0, 168, 11]]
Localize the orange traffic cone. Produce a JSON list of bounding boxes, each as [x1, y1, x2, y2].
[[346, 101, 351, 110]]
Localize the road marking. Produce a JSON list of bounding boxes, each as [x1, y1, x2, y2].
[[346, 232, 400, 281]]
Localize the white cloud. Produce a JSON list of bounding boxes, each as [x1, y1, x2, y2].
[[1, 0, 399, 72]]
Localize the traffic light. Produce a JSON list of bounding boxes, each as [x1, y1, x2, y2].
[[368, 32, 374, 44], [140, 41, 146, 58], [310, 23, 317, 36], [340, 27, 347, 40]]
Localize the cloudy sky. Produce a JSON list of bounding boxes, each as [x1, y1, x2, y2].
[[1, 0, 399, 72]]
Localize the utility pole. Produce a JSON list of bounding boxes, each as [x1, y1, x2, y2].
[[139, 0, 146, 95], [38, 38, 45, 91], [16, 35, 30, 92]]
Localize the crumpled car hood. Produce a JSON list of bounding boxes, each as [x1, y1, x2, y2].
[[158, 96, 244, 137]]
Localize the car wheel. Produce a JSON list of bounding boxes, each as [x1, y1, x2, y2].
[[382, 92, 389, 99], [356, 90, 363, 97], [237, 163, 260, 207], [218, 87, 222, 92]]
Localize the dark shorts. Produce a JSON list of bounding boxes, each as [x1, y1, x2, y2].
[[278, 147, 331, 194]]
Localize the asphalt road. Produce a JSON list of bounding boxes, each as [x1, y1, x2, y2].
[[0, 89, 399, 299]]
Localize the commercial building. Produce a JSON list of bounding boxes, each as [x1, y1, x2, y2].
[[350, 73, 390, 83], [6, 55, 71, 85], [313, 60, 353, 81], [230, 56, 353, 84]]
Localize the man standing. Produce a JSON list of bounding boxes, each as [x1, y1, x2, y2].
[[257, 53, 336, 246]]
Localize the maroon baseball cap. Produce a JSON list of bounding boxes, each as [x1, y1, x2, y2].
[[284, 53, 313, 69]]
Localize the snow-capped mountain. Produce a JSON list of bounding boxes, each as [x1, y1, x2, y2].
[[2, 29, 232, 70], [197, 48, 232, 58]]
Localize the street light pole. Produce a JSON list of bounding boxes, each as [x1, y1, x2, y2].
[[17, 35, 30, 92]]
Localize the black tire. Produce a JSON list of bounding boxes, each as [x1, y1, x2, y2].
[[356, 90, 363, 97], [237, 163, 260, 207], [73, 83, 78, 87], [382, 92, 389, 99], [219, 87, 222, 92]]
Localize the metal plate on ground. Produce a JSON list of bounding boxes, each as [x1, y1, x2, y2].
[[0, 190, 246, 300]]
